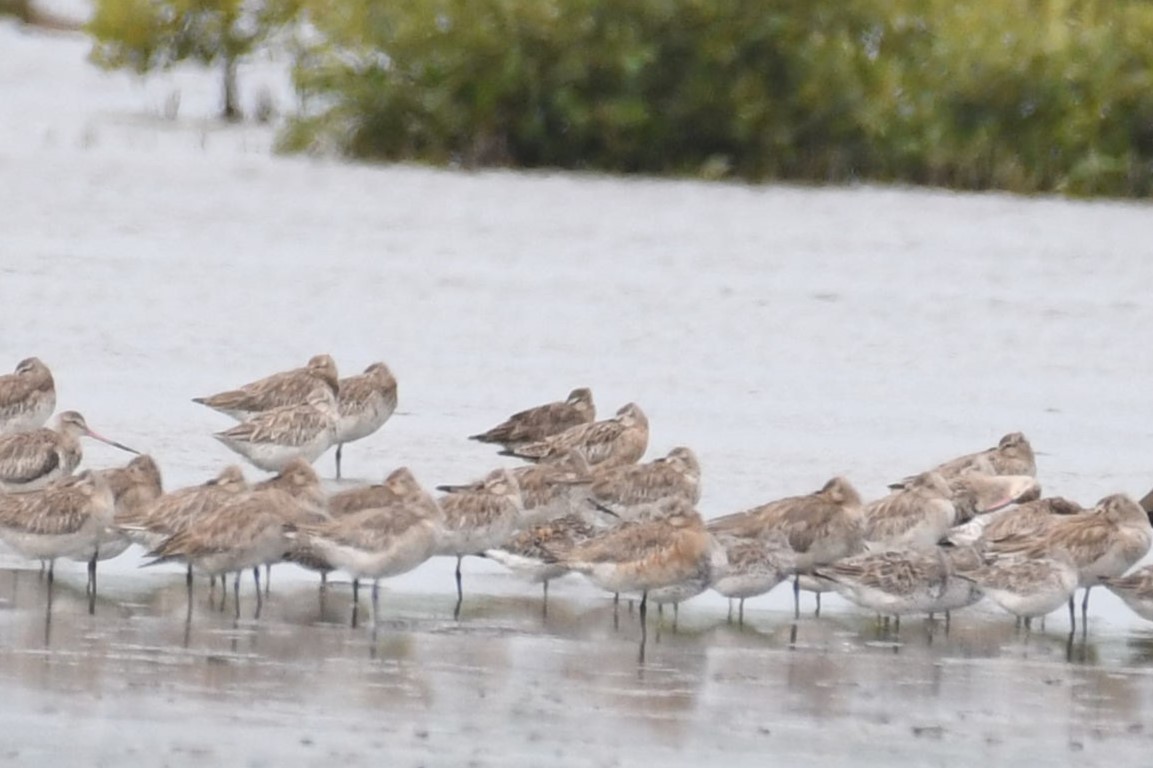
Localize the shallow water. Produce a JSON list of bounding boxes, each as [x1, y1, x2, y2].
[[4, 18, 1153, 767]]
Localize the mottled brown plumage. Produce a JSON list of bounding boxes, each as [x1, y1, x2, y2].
[[892, 432, 1037, 488], [213, 388, 339, 471], [707, 476, 864, 572], [0, 357, 56, 434], [193, 353, 340, 420], [0, 410, 138, 493], [328, 467, 433, 518], [435, 471, 525, 556], [332, 362, 398, 477], [586, 446, 701, 520], [470, 387, 595, 447], [500, 402, 648, 469], [439, 452, 592, 525], [118, 465, 249, 549], [0, 471, 115, 562]]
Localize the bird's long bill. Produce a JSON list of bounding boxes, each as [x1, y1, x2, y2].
[[86, 429, 140, 455]]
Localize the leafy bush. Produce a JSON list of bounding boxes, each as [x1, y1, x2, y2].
[[282, 0, 1153, 196]]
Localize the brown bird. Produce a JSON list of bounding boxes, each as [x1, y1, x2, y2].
[[332, 362, 398, 479], [891, 432, 1037, 488], [585, 446, 701, 521], [987, 493, 1152, 628], [193, 353, 339, 421], [0, 357, 56, 434], [72, 454, 165, 568], [0, 470, 115, 612], [470, 387, 596, 448], [499, 402, 648, 469], [438, 451, 593, 526], [0, 410, 138, 493], [708, 476, 864, 617]]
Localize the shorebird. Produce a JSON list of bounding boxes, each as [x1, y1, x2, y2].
[[584, 446, 701, 521], [438, 452, 593, 527], [0, 471, 115, 612], [864, 472, 1039, 551], [1100, 566, 1153, 622], [546, 500, 717, 630], [711, 533, 795, 624], [329, 466, 430, 518], [289, 478, 442, 626], [948, 496, 1086, 547], [213, 387, 339, 472], [145, 460, 327, 613], [987, 493, 1153, 628], [482, 513, 604, 604], [72, 454, 164, 569], [434, 470, 524, 613], [332, 362, 398, 479], [955, 552, 1080, 629], [470, 387, 596, 449], [193, 353, 339, 421], [815, 545, 984, 628], [0, 410, 138, 493], [707, 476, 864, 617], [499, 402, 648, 470], [891, 432, 1036, 488], [0, 357, 55, 434], [118, 465, 248, 552]]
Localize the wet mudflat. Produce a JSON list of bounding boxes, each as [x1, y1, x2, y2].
[[5, 17, 1153, 768], [4, 564, 1153, 767]]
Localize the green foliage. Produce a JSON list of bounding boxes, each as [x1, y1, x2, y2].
[[281, 0, 1153, 196], [88, 0, 300, 117]]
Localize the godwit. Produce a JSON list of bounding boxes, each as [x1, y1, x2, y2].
[[0, 470, 115, 612], [213, 387, 339, 472], [707, 476, 865, 618], [546, 499, 716, 654], [500, 402, 648, 469], [145, 459, 326, 614], [289, 478, 442, 626], [118, 465, 248, 552], [585, 446, 701, 521], [0, 410, 138, 493], [434, 470, 524, 614], [470, 387, 596, 448], [815, 545, 984, 629], [328, 466, 425, 518], [332, 362, 398, 479], [891, 432, 1037, 488], [0, 357, 55, 434], [1100, 566, 1153, 622], [987, 493, 1153, 628], [863, 472, 1039, 551], [711, 532, 795, 624], [955, 552, 1079, 629], [438, 452, 593, 526], [482, 512, 604, 606], [72, 454, 164, 572], [193, 353, 339, 421]]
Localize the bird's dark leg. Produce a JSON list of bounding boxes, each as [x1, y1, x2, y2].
[[335, 443, 344, 480]]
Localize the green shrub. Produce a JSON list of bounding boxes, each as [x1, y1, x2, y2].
[[282, 0, 1153, 196]]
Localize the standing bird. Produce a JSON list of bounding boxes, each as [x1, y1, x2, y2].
[[987, 493, 1153, 628], [145, 460, 327, 613], [483, 513, 605, 606], [213, 387, 339, 472], [434, 470, 525, 615], [470, 388, 596, 449], [0, 410, 138, 493], [947, 496, 1086, 547], [711, 533, 795, 624], [708, 477, 865, 618], [0, 471, 115, 612], [192, 353, 339, 420], [332, 362, 398, 479], [954, 551, 1079, 630], [72, 454, 165, 569], [0, 357, 56, 434], [118, 465, 249, 552], [289, 476, 442, 626], [499, 402, 648, 470]]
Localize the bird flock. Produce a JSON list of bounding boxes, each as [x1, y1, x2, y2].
[[2, 354, 1153, 641]]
